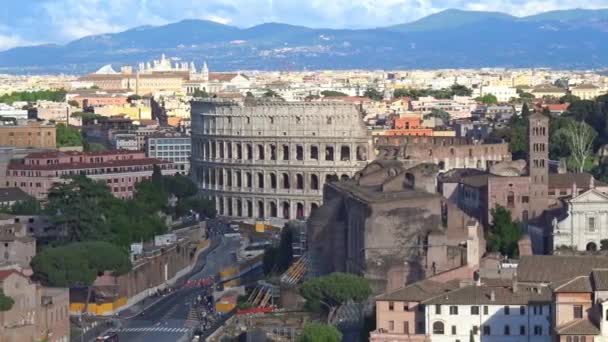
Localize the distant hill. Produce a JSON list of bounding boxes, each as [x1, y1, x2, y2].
[[2, 8, 608, 73]]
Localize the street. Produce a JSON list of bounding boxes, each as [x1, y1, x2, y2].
[[113, 221, 241, 342]]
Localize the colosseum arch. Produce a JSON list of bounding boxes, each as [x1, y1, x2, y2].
[[269, 201, 278, 217], [236, 199, 243, 216], [245, 172, 252, 188], [282, 145, 290, 160], [227, 198, 233, 216], [236, 143, 242, 160], [219, 141, 225, 158], [296, 203, 304, 219], [296, 145, 304, 161], [340, 174, 349, 181], [226, 170, 232, 187], [310, 145, 319, 160], [310, 174, 319, 190], [218, 169, 224, 186], [282, 201, 290, 219], [356, 145, 367, 161], [325, 145, 335, 161], [227, 142, 232, 159], [218, 197, 224, 215], [246, 144, 253, 160], [257, 172, 264, 189], [257, 144, 265, 160], [296, 174, 304, 190], [257, 200, 264, 218], [270, 144, 277, 160], [235, 170, 242, 187], [270, 173, 277, 189], [211, 141, 217, 159], [246, 200, 253, 218], [282, 173, 290, 189], [311, 202, 319, 213], [340, 145, 351, 161]]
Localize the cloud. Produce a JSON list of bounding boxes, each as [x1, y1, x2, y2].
[[2, 0, 607, 48], [0, 34, 31, 51]]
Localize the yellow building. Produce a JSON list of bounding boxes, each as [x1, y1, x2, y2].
[[570, 84, 603, 100], [93, 105, 152, 120]]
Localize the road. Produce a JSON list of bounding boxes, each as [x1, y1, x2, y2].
[[115, 226, 241, 342]]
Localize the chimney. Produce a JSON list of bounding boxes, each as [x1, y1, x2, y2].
[[490, 290, 496, 302]]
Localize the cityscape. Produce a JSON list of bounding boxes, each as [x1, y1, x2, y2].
[[3, 2, 608, 342]]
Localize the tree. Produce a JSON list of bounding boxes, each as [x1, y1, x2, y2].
[[476, 94, 498, 105], [276, 224, 295, 273], [560, 94, 581, 104], [31, 241, 131, 287], [245, 91, 255, 99], [300, 273, 371, 313], [0, 89, 67, 104], [68, 100, 80, 108], [9, 197, 42, 215], [563, 121, 597, 173], [363, 88, 383, 101], [321, 90, 348, 97], [127, 94, 142, 102], [83, 142, 106, 152], [56, 123, 82, 147], [521, 102, 530, 118], [424, 109, 450, 125], [487, 207, 523, 258], [299, 322, 342, 342], [262, 246, 278, 275], [449, 83, 473, 96], [192, 89, 209, 98], [163, 174, 197, 199], [151, 164, 164, 188], [263, 89, 283, 99], [0, 291, 14, 311], [601, 239, 608, 251]]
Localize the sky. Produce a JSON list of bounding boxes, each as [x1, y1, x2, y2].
[[1, 0, 608, 50]]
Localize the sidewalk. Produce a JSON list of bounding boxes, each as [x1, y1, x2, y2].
[[117, 236, 222, 319]]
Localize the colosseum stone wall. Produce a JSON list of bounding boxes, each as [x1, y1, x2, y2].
[[191, 99, 371, 219]]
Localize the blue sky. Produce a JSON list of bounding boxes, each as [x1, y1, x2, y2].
[[1, 0, 607, 50]]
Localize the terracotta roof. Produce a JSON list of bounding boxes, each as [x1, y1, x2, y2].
[[591, 270, 608, 290], [376, 279, 458, 301], [25, 149, 141, 159], [439, 168, 487, 183], [0, 269, 26, 281], [557, 319, 600, 335], [552, 276, 593, 293], [208, 73, 239, 82], [573, 84, 599, 90], [517, 255, 608, 284], [8, 158, 170, 171], [549, 173, 603, 189], [422, 285, 551, 305], [460, 174, 489, 188]]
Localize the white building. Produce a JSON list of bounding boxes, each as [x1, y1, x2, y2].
[[480, 86, 517, 103], [0, 103, 28, 120], [146, 131, 191, 173], [553, 188, 608, 252], [424, 285, 552, 342]]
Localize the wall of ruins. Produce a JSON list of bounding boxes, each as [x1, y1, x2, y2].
[[191, 100, 371, 219]]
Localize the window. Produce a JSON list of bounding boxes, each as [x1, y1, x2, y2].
[[403, 303, 409, 311], [522, 196, 529, 203], [451, 325, 457, 335], [432, 322, 444, 335], [482, 325, 491, 335], [534, 325, 542, 335], [472, 326, 479, 335], [520, 306, 525, 315], [588, 217, 596, 232], [504, 306, 510, 315], [435, 305, 441, 314], [388, 320, 394, 331], [388, 302, 394, 311], [403, 322, 409, 334], [449, 306, 458, 315], [471, 306, 479, 315], [504, 325, 510, 335], [483, 306, 488, 315], [520, 325, 526, 335], [574, 305, 583, 319]]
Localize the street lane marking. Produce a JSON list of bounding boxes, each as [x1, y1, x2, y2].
[[121, 327, 190, 333]]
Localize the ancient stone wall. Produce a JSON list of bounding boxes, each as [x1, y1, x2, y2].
[[191, 99, 371, 219]]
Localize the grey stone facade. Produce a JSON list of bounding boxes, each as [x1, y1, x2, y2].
[[190, 99, 371, 219]]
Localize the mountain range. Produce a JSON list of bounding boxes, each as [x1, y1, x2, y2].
[[2, 8, 608, 74]]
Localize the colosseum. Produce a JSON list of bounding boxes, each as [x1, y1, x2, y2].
[[191, 99, 371, 219]]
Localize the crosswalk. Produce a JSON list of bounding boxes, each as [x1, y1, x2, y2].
[[120, 327, 190, 333]]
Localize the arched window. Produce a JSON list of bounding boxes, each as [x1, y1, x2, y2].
[[269, 202, 277, 217], [340, 145, 350, 161], [227, 198, 233, 216], [236, 199, 243, 217], [236, 143, 242, 159], [270, 144, 277, 160], [296, 174, 304, 190], [246, 144, 253, 160], [310, 145, 319, 160], [282, 173, 290, 189], [270, 173, 277, 189], [257, 200, 264, 218], [245, 172, 252, 188], [296, 203, 304, 219], [587, 242, 598, 252], [282, 202, 290, 219], [432, 321, 445, 335], [310, 174, 319, 190], [340, 174, 349, 181], [257, 144, 265, 160], [257, 172, 264, 189], [311, 203, 319, 213], [246, 200, 253, 218], [282, 145, 290, 160]]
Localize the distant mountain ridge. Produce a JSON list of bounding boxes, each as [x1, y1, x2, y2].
[[2, 8, 608, 73]]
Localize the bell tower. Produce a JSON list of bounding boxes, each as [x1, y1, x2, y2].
[[528, 112, 549, 218]]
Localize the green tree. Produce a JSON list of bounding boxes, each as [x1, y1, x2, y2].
[[275, 224, 295, 273], [263, 89, 283, 99], [10, 197, 42, 215], [245, 91, 255, 99], [0, 291, 14, 311], [56, 123, 82, 147], [476, 94, 498, 105], [299, 322, 342, 342], [321, 90, 348, 97], [424, 109, 450, 124], [363, 88, 383, 101], [127, 94, 142, 102], [449, 83, 473, 96], [560, 94, 581, 104], [45, 175, 114, 243], [31, 241, 131, 287], [192, 89, 209, 98], [163, 174, 197, 199], [83, 142, 107, 152], [487, 206, 523, 258], [521, 102, 530, 118], [300, 273, 371, 312], [151, 164, 164, 188], [68, 100, 80, 107], [0, 89, 67, 104]]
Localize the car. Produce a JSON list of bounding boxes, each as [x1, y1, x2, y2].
[[96, 331, 119, 341]]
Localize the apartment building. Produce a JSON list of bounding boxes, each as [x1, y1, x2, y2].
[[146, 131, 191, 173], [4, 150, 178, 200], [0, 121, 56, 149]]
